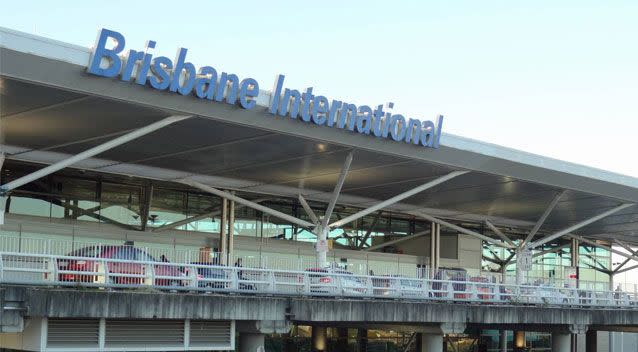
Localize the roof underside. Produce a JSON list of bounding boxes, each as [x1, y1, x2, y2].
[[1, 27, 637, 244], [2, 77, 637, 243]]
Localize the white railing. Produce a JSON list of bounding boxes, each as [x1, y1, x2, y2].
[[0, 251, 636, 308], [0, 235, 425, 278]]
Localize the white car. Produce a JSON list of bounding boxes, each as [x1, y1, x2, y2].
[[302, 268, 367, 296]]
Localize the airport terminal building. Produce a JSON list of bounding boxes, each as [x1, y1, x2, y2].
[[2, 27, 638, 352]]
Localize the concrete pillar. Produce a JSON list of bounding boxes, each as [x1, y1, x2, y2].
[[513, 331, 525, 350], [312, 326, 327, 352], [240, 333, 265, 352], [552, 332, 571, 352], [585, 330, 597, 352], [499, 330, 507, 352], [419, 333, 443, 352]]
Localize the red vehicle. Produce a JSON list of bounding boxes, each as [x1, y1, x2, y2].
[[57, 245, 185, 287]]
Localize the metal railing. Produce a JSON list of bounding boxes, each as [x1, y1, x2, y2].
[[0, 251, 636, 308], [0, 235, 425, 277]]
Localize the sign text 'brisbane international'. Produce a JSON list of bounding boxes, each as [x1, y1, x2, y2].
[[88, 28, 443, 148]]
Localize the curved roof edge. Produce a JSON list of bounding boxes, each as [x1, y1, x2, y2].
[[2, 25, 638, 201]]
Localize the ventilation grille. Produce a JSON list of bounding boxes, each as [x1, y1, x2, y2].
[[47, 319, 99, 348], [189, 320, 233, 347], [105, 320, 184, 348]]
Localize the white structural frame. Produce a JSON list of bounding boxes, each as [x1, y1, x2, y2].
[[410, 211, 515, 249], [522, 190, 566, 247], [531, 203, 635, 248], [0, 115, 192, 194], [180, 153, 470, 267]]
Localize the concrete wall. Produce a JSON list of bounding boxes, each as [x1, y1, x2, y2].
[[4, 286, 638, 330]]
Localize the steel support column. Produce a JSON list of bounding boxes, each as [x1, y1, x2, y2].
[[430, 223, 441, 271], [228, 198, 235, 265], [219, 198, 228, 264]]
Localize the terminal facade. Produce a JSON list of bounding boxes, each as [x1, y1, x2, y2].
[[1, 26, 638, 352]]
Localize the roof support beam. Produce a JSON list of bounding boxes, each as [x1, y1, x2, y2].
[[0, 115, 192, 194], [613, 239, 634, 254], [615, 264, 638, 275], [179, 180, 314, 228], [484, 220, 515, 247], [152, 198, 269, 233], [522, 190, 566, 246], [613, 246, 638, 273], [530, 203, 635, 248], [323, 151, 353, 227], [410, 211, 515, 249], [568, 234, 638, 263], [364, 230, 430, 251], [357, 211, 382, 249], [329, 170, 468, 228], [298, 194, 319, 225]]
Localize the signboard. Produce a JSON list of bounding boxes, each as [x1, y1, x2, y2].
[[87, 28, 444, 149], [316, 239, 329, 252], [565, 266, 578, 288], [518, 249, 533, 271]]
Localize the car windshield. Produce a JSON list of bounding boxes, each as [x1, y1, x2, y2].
[[400, 279, 421, 287], [113, 247, 157, 262], [68, 246, 101, 258]]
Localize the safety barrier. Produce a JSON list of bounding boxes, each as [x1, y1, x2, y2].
[[0, 251, 635, 308]]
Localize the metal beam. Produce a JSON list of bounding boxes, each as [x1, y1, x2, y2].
[[1, 96, 92, 120], [329, 170, 468, 228], [151, 198, 269, 233], [530, 203, 635, 248], [323, 151, 353, 227], [522, 190, 566, 246], [56, 199, 138, 231], [532, 243, 570, 258], [484, 220, 515, 247], [613, 239, 634, 254], [364, 230, 429, 251], [298, 194, 319, 225], [357, 211, 382, 249], [411, 211, 515, 249], [180, 180, 314, 228], [613, 247, 638, 273], [569, 234, 638, 263], [615, 264, 638, 275], [1, 115, 192, 193]]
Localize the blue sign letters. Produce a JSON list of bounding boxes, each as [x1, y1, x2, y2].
[[88, 28, 443, 149]]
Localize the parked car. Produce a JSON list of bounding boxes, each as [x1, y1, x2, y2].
[[57, 245, 185, 287], [185, 262, 227, 289], [468, 276, 497, 300], [302, 268, 367, 296], [373, 275, 423, 297]]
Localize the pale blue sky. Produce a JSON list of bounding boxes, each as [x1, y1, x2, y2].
[[2, 0, 637, 177]]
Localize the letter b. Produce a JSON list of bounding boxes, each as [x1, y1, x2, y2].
[[169, 48, 196, 95], [87, 28, 125, 77]]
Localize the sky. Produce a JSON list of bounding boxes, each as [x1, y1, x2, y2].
[[1, 0, 637, 179]]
